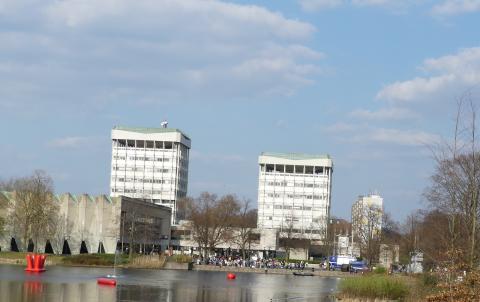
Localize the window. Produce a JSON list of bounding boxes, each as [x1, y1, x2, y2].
[[305, 166, 313, 174], [275, 165, 284, 173], [155, 141, 164, 149], [266, 164, 274, 172], [315, 166, 323, 174], [127, 140, 135, 147], [146, 141, 154, 148], [136, 140, 145, 148], [295, 165, 304, 174], [164, 142, 173, 149], [285, 165, 294, 173]]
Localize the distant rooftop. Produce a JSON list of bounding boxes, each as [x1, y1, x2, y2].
[[113, 125, 190, 140], [261, 152, 331, 160]]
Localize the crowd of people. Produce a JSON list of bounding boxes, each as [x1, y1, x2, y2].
[[195, 255, 316, 270]]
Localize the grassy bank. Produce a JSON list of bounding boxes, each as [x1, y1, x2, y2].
[[0, 252, 181, 268], [339, 275, 409, 300], [61, 254, 130, 266]]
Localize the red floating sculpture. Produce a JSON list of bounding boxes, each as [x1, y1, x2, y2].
[[97, 277, 117, 286], [226, 273, 236, 280], [25, 253, 47, 273]]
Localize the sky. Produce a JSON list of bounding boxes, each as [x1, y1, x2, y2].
[[1, 0, 479, 222]]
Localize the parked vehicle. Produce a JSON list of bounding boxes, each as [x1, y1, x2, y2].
[[349, 260, 368, 273], [328, 255, 356, 271]]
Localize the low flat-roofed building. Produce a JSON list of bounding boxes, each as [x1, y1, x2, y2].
[[0, 192, 171, 255]]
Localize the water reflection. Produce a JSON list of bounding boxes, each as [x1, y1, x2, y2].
[[0, 265, 338, 302]]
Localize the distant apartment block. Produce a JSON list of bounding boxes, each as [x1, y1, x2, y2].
[[257, 152, 333, 240], [351, 193, 383, 245], [110, 125, 191, 225]]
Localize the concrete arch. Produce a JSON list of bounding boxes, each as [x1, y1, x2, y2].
[[44, 240, 54, 254], [10, 238, 19, 252], [97, 242, 105, 254], [62, 240, 71, 255], [27, 239, 34, 252], [80, 240, 89, 254]]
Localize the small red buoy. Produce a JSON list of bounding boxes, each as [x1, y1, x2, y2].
[[226, 273, 236, 280], [97, 277, 117, 286]]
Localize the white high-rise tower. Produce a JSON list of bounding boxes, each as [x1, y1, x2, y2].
[[110, 125, 191, 225], [257, 152, 333, 240]]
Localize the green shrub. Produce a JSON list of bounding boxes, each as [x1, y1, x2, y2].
[[374, 266, 387, 274], [168, 254, 192, 263], [62, 254, 128, 266], [422, 273, 438, 287], [339, 275, 409, 300]]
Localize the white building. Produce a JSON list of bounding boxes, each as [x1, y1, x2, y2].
[[110, 125, 191, 225], [351, 193, 383, 247], [257, 152, 333, 241]]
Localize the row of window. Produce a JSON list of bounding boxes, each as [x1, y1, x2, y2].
[[113, 167, 171, 173], [261, 164, 330, 175], [262, 181, 328, 188], [273, 205, 312, 211], [113, 139, 176, 149], [114, 178, 168, 184], [264, 193, 328, 200], [113, 156, 171, 162], [112, 188, 173, 194]]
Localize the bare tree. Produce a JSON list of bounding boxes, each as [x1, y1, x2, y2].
[[123, 208, 140, 260], [181, 192, 240, 259], [8, 171, 58, 252], [426, 96, 480, 269], [353, 203, 383, 265], [232, 199, 257, 259]]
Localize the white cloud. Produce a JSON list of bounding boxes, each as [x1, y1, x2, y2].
[[325, 122, 440, 146], [0, 0, 322, 111], [323, 122, 359, 133], [299, 0, 415, 11], [299, 0, 344, 11], [432, 0, 480, 16], [363, 128, 440, 146], [190, 150, 246, 163], [47, 137, 95, 148], [349, 107, 418, 120], [351, 0, 397, 6], [376, 47, 480, 102]]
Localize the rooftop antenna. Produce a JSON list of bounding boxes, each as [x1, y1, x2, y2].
[[160, 120, 168, 128]]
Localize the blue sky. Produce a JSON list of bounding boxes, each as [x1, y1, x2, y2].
[[1, 0, 479, 222]]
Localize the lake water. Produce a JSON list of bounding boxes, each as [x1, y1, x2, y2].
[[0, 264, 340, 302]]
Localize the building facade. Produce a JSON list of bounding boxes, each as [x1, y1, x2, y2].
[[256, 152, 333, 241], [0, 192, 171, 255], [351, 193, 383, 246], [329, 218, 353, 256], [110, 125, 191, 224]]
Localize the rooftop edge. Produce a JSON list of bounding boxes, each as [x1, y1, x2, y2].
[[260, 152, 331, 160], [113, 125, 191, 141]]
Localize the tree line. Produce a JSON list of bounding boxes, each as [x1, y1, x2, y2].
[[177, 192, 257, 260], [0, 170, 60, 253]]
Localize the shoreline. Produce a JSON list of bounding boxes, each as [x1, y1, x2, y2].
[[192, 264, 352, 277], [0, 257, 351, 278]]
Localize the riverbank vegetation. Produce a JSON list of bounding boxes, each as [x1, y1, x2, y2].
[[61, 254, 130, 266], [338, 272, 442, 301], [339, 275, 408, 301]]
